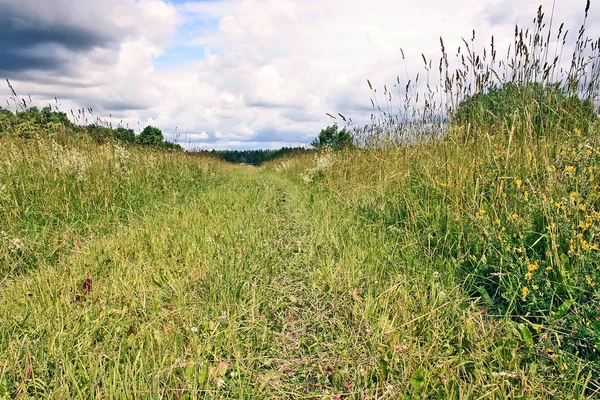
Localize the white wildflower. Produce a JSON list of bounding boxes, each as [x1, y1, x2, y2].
[[300, 149, 336, 184], [114, 144, 131, 172]]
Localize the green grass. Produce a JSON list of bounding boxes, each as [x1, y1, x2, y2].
[[2, 119, 599, 398], [2, 4, 600, 398]]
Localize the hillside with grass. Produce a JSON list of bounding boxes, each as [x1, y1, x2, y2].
[[1, 4, 600, 399]]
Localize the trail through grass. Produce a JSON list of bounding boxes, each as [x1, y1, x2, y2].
[[2, 162, 559, 399]]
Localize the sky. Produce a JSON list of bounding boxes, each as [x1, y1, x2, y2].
[[0, 0, 598, 150]]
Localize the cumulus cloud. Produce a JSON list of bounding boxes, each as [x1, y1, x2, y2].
[[0, 0, 176, 74], [1, 0, 598, 149], [0, 0, 178, 124]]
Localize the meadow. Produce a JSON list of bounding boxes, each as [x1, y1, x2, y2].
[[1, 4, 600, 399]]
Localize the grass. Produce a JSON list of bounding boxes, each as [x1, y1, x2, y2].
[[272, 117, 600, 397], [1, 2, 600, 398], [2, 118, 599, 398], [0, 125, 219, 278]]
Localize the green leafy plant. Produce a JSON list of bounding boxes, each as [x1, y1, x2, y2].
[[136, 125, 165, 146], [311, 124, 354, 150]]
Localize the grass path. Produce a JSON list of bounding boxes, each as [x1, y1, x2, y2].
[[1, 166, 548, 398]]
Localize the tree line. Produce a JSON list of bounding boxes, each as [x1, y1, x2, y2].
[[196, 147, 313, 165], [0, 105, 183, 150]]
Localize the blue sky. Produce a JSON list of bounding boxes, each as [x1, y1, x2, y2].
[[0, 0, 598, 150], [154, 2, 220, 67]]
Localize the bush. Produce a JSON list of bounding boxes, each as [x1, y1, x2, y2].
[[311, 124, 354, 150], [137, 125, 164, 146]]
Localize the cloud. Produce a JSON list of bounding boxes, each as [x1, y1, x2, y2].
[[0, 0, 178, 124], [0, 0, 176, 74], [1, 0, 598, 149]]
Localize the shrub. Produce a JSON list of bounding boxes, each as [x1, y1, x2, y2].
[[137, 125, 165, 146], [311, 124, 354, 150]]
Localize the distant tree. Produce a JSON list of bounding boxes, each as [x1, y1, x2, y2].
[[41, 106, 71, 126], [17, 106, 42, 124], [197, 147, 312, 165], [86, 124, 115, 144], [137, 125, 164, 146], [162, 140, 184, 151], [115, 127, 135, 143], [0, 107, 14, 122], [311, 124, 354, 150]]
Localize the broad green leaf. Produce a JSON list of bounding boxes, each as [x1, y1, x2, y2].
[[411, 368, 425, 395], [553, 299, 575, 320]]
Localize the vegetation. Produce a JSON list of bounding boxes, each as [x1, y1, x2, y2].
[[200, 147, 313, 165], [1, 2, 600, 399], [311, 123, 354, 150], [0, 103, 182, 150], [453, 82, 596, 136]]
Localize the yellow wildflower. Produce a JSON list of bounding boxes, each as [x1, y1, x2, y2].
[[525, 272, 533, 281], [579, 220, 590, 230], [522, 286, 529, 301], [515, 179, 523, 189], [527, 261, 539, 272]]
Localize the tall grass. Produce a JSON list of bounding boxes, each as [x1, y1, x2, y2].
[[276, 1, 600, 395], [0, 123, 220, 278], [353, 1, 599, 148]]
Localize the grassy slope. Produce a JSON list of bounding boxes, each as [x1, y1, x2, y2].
[[1, 125, 599, 398]]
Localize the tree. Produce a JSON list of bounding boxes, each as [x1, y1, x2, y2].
[[115, 127, 135, 143], [0, 107, 14, 122], [137, 125, 164, 146], [311, 124, 354, 150], [86, 124, 115, 144], [41, 106, 71, 126]]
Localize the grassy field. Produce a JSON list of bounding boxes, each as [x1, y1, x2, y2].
[[1, 116, 600, 398], [2, 5, 600, 398]]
